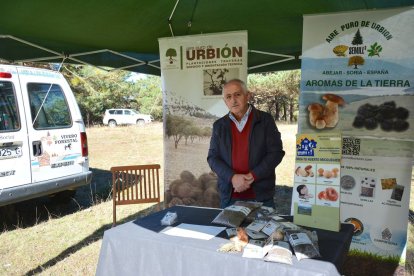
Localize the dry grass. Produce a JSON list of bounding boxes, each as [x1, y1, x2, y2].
[[0, 122, 412, 276]]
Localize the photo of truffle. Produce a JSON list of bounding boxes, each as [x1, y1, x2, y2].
[[344, 217, 364, 236], [307, 93, 345, 129], [390, 184, 404, 201], [352, 101, 410, 132], [341, 175, 356, 190], [381, 178, 397, 190], [360, 176, 376, 198], [166, 170, 220, 208]]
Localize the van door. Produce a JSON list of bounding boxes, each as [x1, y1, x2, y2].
[[17, 67, 84, 183], [0, 66, 32, 189]]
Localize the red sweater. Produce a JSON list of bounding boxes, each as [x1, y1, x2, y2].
[[231, 112, 255, 199]]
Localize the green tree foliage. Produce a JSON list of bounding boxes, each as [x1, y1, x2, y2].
[[248, 70, 300, 122], [132, 76, 163, 120], [165, 114, 212, 149], [61, 65, 162, 126]]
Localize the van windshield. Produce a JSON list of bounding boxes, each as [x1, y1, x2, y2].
[[0, 81, 20, 132]]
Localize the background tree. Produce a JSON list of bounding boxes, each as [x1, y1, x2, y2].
[[62, 65, 163, 125], [248, 70, 300, 122]]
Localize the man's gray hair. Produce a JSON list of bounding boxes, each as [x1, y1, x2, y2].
[[222, 79, 248, 95]]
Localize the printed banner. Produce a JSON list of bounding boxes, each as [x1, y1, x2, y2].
[[292, 133, 342, 231], [158, 31, 248, 208], [341, 137, 413, 260], [297, 7, 414, 261], [298, 7, 414, 141]]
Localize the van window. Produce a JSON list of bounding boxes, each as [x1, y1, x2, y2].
[[27, 83, 72, 129], [0, 81, 20, 132]]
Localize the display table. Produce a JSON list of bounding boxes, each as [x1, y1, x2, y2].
[[96, 205, 353, 276]]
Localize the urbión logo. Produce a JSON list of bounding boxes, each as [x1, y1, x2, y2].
[[185, 44, 243, 61], [165, 48, 178, 65]]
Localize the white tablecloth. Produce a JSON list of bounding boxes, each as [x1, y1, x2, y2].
[[96, 206, 342, 276]]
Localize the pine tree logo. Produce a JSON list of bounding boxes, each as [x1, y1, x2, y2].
[[352, 29, 363, 46]]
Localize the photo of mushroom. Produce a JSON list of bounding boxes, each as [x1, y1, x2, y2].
[[307, 93, 345, 129], [294, 163, 316, 183], [316, 165, 340, 185], [316, 185, 339, 207]]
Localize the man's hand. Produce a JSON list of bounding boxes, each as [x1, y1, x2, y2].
[[232, 173, 254, 192]]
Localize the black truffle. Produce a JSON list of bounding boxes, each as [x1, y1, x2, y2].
[[393, 119, 409, 132], [353, 115, 365, 128], [378, 104, 396, 119], [364, 118, 378, 130], [395, 107, 409, 120], [380, 119, 393, 131]]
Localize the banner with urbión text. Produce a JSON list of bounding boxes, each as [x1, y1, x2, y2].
[[158, 31, 248, 208]]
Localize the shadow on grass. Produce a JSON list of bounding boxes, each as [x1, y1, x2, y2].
[[24, 202, 164, 275], [0, 168, 112, 231]]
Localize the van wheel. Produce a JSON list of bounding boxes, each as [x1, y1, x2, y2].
[[136, 119, 145, 126], [108, 120, 117, 127]]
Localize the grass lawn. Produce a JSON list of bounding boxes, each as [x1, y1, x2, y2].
[[0, 122, 412, 275]]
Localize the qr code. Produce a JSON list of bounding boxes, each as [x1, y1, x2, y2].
[[342, 137, 361, 155]]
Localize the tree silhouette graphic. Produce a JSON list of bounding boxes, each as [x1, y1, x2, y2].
[[352, 29, 363, 46]]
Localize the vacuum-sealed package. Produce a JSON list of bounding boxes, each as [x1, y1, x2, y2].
[[212, 201, 262, 227], [286, 229, 321, 261], [263, 236, 293, 265]]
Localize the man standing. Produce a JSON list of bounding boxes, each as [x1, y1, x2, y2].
[[207, 79, 285, 208]]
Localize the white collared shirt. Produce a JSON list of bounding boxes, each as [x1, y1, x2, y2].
[[229, 105, 252, 132]]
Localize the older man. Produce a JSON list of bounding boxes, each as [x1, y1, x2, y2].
[[207, 79, 285, 208]]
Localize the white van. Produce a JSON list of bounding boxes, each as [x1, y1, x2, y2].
[[0, 64, 92, 206]]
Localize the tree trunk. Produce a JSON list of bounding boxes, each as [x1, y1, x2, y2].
[[289, 102, 294, 122], [275, 98, 280, 121]]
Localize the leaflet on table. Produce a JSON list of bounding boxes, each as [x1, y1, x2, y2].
[[163, 223, 226, 240], [340, 137, 413, 260], [292, 132, 342, 232]]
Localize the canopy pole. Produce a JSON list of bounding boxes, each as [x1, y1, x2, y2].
[[248, 49, 296, 70], [32, 56, 67, 126], [168, 0, 180, 37]]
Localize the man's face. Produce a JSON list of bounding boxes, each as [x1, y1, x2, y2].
[[223, 82, 250, 119]]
